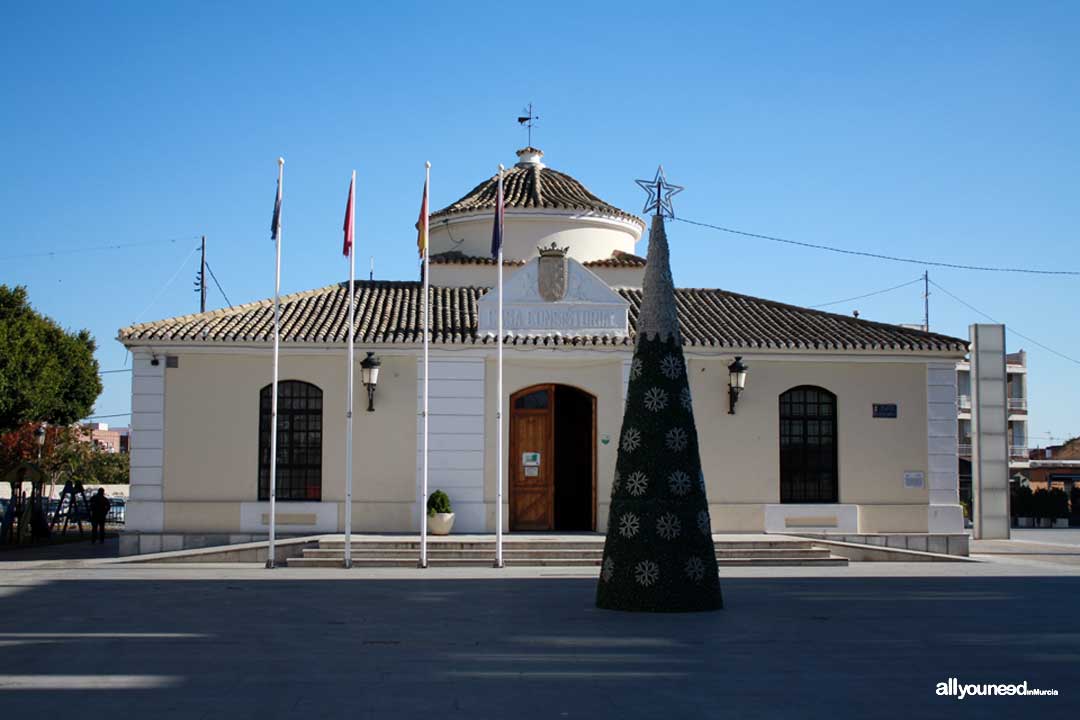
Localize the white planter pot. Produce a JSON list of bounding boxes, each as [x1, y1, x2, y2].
[[1053, 518, 1069, 528], [428, 512, 455, 536], [1038, 518, 1052, 528], [1017, 517, 1034, 528]]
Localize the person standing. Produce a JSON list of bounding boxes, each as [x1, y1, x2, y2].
[[89, 488, 111, 544]]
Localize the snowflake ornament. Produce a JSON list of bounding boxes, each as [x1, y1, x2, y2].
[[697, 509, 711, 536], [680, 387, 693, 412], [601, 557, 615, 582], [625, 471, 649, 497], [621, 427, 642, 453], [656, 512, 682, 540], [619, 512, 640, 538], [629, 357, 643, 380], [684, 556, 706, 582], [660, 354, 684, 380], [643, 387, 669, 412], [668, 470, 692, 496], [665, 427, 689, 452], [634, 560, 659, 587], [699, 471, 706, 493]]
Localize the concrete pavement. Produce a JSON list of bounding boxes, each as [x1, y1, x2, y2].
[[1, 554, 1077, 719]]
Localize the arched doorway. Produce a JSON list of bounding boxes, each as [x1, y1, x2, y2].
[[779, 385, 838, 503], [509, 384, 596, 531]]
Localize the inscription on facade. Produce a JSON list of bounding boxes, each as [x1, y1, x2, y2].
[[484, 306, 625, 332]]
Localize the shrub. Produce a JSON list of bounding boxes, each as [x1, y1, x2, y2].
[[1048, 488, 1070, 520], [427, 490, 452, 517], [1011, 485, 1033, 518]]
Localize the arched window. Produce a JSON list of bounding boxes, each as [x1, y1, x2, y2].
[[779, 386, 838, 503], [258, 381, 323, 501]]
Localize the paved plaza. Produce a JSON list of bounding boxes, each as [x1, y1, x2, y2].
[[1, 537, 1078, 719]]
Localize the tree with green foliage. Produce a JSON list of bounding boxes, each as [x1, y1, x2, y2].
[[596, 212, 723, 613], [0, 285, 102, 433]]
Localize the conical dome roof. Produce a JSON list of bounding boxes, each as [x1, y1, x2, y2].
[[430, 148, 644, 228]]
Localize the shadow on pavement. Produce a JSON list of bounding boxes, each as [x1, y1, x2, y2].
[[0, 575, 1077, 718], [0, 534, 118, 562]]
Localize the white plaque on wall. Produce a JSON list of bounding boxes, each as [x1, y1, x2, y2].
[[478, 256, 629, 338]]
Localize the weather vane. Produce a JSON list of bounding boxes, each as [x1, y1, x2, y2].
[[517, 102, 540, 147], [635, 165, 683, 218]]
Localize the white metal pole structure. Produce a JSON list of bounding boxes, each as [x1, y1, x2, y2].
[[344, 170, 356, 569], [267, 156, 284, 569], [494, 164, 505, 568], [420, 162, 431, 569]]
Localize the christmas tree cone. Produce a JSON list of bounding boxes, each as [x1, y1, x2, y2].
[[596, 214, 723, 612]]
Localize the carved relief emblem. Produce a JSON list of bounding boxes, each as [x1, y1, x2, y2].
[[537, 242, 569, 302]]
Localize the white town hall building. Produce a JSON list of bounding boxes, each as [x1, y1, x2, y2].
[[118, 147, 968, 555]]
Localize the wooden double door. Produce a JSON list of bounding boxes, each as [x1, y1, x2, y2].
[[509, 384, 596, 531]]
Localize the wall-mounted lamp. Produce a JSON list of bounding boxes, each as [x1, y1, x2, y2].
[[727, 356, 748, 415], [360, 351, 381, 412]]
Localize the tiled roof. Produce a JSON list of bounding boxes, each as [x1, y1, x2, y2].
[[431, 149, 644, 228], [428, 250, 646, 269], [584, 250, 647, 268], [119, 281, 967, 353], [429, 251, 525, 267]]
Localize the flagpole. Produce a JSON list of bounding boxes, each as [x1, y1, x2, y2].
[[266, 156, 283, 570], [495, 164, 505, 568], [420, 161, 430, 569], [344, 170, 356, 569]]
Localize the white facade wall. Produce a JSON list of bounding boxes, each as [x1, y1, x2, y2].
[[417, 357, 486, 531], [126, 350, 165, 532]]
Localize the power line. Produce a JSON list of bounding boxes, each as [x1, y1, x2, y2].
[[811, 277, 924, 308], [204, 261, 234, 309], [99, 369, 133, 375], [131, 244, 201, 324], [0, 235, 200, 262], [82, 412, 131, 420], [675, 217, 1080, 276], [929, 279, 1080, 366]]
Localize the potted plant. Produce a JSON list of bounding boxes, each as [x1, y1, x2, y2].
[[1032, 489, 1052, 528], [1012, 485, 1034, 528], [1050, 488, 1070, 528], [427, 490, 454, 535]]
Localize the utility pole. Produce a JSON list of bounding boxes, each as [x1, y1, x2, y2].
[[923, 270, 930, 331], [369, 255, 374, 281], [195, 235, 207, 313]]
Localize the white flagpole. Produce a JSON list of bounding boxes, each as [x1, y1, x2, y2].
[[344, 170, 356, 569], [267, 156, 283, 569], [495, 165, 505, 568], [420, 162, 430, 569]]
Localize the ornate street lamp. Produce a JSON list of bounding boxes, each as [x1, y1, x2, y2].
[[34, 423, 46, 460], [727, 356, 748, 415], [360, 352, 381, 412]]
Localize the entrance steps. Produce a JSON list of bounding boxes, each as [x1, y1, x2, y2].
[[285, 534, 848, 568]]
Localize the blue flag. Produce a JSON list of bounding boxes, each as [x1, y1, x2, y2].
[[271, 177, 282, 240], [490, 174, 504, 259]]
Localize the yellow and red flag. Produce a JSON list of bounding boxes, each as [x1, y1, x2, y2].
[[416, 178, 428, 258]]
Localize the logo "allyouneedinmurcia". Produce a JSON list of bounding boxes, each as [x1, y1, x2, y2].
[[937, 678, 1059, 700]]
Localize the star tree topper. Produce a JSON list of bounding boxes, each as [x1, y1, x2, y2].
[[635, 165, 683, 219]]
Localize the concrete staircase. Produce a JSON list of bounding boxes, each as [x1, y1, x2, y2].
[[285, 534, 848, 568]]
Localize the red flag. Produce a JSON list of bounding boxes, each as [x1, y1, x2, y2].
[[342, 175, 355, 257]]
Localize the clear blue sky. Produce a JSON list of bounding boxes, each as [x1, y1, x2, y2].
[[2, 1, 1077, 444]]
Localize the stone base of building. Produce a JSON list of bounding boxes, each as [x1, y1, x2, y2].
[[120, 531, 282, 556], [792, 532, 970, 557]]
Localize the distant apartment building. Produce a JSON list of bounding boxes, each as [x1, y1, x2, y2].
[[956, 350, 1027, 506], [79, 422, 130, 454], [1026, 437, 1080, 497]]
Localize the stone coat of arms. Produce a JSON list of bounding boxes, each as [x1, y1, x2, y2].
[[537, 243, 569, 302]]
